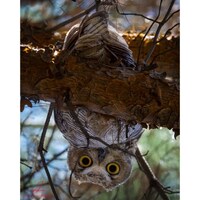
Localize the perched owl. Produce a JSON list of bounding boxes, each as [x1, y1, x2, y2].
[[54, 2, 141, 191], [61, 10, 136, 68], [54, 105, 143, 191]]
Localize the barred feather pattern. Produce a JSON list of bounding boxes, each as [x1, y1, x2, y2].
[[97, 0, 115, 12], [62, 11, 136, 67], [54, 106, 143, 148]]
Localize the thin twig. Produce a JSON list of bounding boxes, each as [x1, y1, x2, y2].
[[135, 146, 169, 200], [114, 0, 159, 23], [45, 125, 56, 151], [69, 161, 81, 199], [38, 103, 60, 200], [137, 0, 163, 65], [112, 187, 119, 200], [21, 147, 68, 183], [54, 183, 71, 198], [149, 47, 177, 66], [20, 161, 32, 169], [21, 182, 50, 192], [144, 0, 176, 64], [159, 22, 180, 42], [164, 9, 180, 24], [155, 192, 160, 200], [47, 1, 113, 32], [47, 4, 96, 32]]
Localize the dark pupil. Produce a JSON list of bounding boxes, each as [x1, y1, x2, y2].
[[109, 165, 116, 172], [82, 158, 89, 165]]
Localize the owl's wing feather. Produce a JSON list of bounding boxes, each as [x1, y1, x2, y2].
[[55, 106, 143, 148], [62, 11, 135, 67], [54, 107, 89, 147], [62, 24, 79, 51]]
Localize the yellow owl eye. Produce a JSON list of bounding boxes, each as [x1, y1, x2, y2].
[[79, 155, 93, 168], [106, 162, 120, 175]]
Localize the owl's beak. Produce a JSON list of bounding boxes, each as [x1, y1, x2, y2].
[[98, 148, 107, 163]]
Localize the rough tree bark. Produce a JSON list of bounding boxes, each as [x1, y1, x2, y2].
[[21, 24, 179, 135]]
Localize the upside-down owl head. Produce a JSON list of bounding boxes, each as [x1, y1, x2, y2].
[[67, 146, 136, 191], [54, 105, 143, 190]]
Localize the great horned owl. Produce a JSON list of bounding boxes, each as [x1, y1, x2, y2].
[[54, 104, 143, 191]]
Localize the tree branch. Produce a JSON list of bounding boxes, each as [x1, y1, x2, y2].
[[21, 41, 179, 132]]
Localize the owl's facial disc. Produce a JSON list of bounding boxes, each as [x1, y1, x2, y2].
[[68, 147, 134, 190]]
